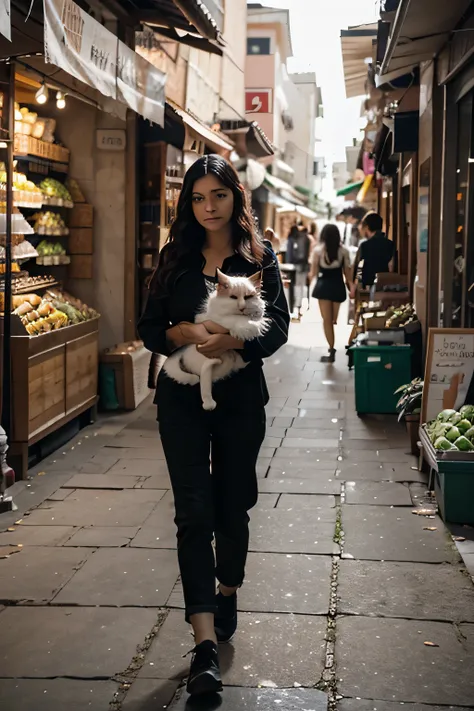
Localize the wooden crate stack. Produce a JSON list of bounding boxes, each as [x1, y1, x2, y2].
[[68, 181, 93, 278]]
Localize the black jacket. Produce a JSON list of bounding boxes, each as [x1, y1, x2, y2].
[[137, 245, 290, 409]]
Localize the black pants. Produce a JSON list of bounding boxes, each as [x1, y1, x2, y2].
[[157, 373, 266, 622]]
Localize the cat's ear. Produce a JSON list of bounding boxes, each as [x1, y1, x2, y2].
[[216, 269, 231, 290], [249, 270, 262, 287]]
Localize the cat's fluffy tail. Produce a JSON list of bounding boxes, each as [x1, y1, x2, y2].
[[163, 355, 199, 385]]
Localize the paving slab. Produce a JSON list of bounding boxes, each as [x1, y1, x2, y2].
[[338, 560, 474, 621], [0, 547, 90, 602], [336, 462, 426, 483], [338, 701, 467, 711], [337, 618, 474, 706], [250, 510, 338, 554], [342, 505, 458, 563], [131, 495, 177, 549], [63, 526, 140, 547], [62, 473, 142, 489], [108, 459, 171, 477], [171, 688, 328, 711], [259, 477, 340, 495], [341, 449, 415, 463], [166, 552, 331, 615], [290, 418, 342, 429], [139, 609, 327, 687], [122, 680, 179, 711], [47, 489, 74, 501], [0, 525, 75, 547], [54, 547, 178, 606], [78, 455, 120, 474], [273, 449, 339, 461], [103, 446, 167, 460], [0, 680, 119, 711], [135, 474, 172, 489], [344, 481, 412, 506], [0, 606, 159, 677], [21, 489, 165, 527], [255, 494, 279, 509], [277, 494, 336, 510], [272, 417, 295, 428]]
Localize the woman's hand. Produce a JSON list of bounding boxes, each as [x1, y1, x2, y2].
[[170, 322, 211, 347], [200, 320, 229, 335], [197, 334, 243, 358]]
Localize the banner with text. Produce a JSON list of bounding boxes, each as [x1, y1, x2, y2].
[[44, 0, 117, 98], [0, 0, 11, 41], [117, 41, 165, 126]]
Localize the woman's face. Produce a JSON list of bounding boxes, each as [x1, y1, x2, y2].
[[191, 174, 234, 232]]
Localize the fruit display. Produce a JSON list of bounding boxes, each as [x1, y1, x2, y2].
[[0, 167, 43, 208], [0, 262, 20, 274], [10, 290, 98, 335], [426, 406, 474, 452], [66, 178, 86, 203], [31, 211, 69, 236], [11, 274, 56, 293], [36, 240, 70, 265], [385, 303, 417, 328], [39, 179, 73, 208], [46, 288, 99, 320]]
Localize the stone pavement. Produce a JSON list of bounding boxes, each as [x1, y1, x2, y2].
[[1, 302, 474, 711]]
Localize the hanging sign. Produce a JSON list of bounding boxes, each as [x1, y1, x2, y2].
[[44, 0, 117, 99], [422, 328, 474, 423], [245, 89, 272, 114], [116, 41, 165, 127], [0, 0, 11, 41]]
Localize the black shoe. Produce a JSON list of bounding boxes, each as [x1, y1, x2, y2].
[[186, 640, 223, 696], [214, 591, 237, 643], [320, 348, 336, 363]]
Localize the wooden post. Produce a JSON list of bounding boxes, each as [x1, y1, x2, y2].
[[409, 152, 419, 299]]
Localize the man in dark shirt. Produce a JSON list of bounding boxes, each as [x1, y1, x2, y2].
[[352, 212, 394, 288]]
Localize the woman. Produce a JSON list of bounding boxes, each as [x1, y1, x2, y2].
[[308, 222, 319, 254], [309, 223, 352, 363], [138, 154, 289, 696]]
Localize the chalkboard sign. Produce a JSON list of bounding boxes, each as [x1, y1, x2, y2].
[[422, 328, 474, 423]]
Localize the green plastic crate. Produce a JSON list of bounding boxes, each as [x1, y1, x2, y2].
[[435, 460, 474, 525], [350, 345, 412, 415]]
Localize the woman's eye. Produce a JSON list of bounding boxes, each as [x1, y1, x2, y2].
[[217, 193, 227, 199], [192, 196, 203, 202], [230, 295, 238, 300]]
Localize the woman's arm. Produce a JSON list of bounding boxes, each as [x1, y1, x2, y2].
[[241, 250, 290, 363], [309, 248, 319, 283]]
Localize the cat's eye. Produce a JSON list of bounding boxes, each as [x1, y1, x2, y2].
[[230, 295, 238, 299], [244, 295, 253, 300]]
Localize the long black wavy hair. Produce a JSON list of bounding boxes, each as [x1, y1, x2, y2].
[[151, 154, 264, 291], [320, 223, 341, 264]]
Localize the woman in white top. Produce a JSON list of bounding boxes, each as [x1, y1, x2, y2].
[[309, 223, 353, 363]]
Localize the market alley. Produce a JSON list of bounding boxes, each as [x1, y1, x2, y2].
[[0, 304, 474, 711]]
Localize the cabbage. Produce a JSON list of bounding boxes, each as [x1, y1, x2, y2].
[[434, 436, 454, 450], [437, 409, 458, 422], [460, 405, 474, 422], [454, 436, 474, 451], [446, 426, 461, 442], [458, 419, 472, 435]]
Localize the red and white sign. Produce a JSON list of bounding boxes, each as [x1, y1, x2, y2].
[[245, 89, 272, 114]]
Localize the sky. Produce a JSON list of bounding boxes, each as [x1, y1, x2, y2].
[[256, 0, 379, 165]]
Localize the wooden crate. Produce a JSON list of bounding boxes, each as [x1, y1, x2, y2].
[[69, 255, 93, 279], [69, 228, 93, 254], [70, 203, 93, 228]]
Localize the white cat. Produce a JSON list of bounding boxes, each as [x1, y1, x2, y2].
[[163, 269, 269, 411]]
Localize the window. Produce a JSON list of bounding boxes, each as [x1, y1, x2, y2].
[[247, 37, 271, 55]]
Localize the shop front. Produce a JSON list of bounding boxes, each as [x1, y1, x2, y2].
[[0, 0, 166, 477]]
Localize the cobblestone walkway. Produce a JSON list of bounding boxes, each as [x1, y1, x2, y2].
[[1, 303, 474, 711]]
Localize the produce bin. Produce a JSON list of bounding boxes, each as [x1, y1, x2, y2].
[[350, 344, 412, 415], [420, 425, 474, 525]]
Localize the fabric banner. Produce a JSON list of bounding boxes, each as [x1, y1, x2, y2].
[[0, 0, 11, 41], [117, 41, 165, 126], [44, 0, 117, 98]]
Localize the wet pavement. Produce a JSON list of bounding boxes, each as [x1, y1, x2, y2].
[[1, 302, 474, 710]]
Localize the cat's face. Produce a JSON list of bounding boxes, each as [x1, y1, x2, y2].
[[216, 270, 264, 318]]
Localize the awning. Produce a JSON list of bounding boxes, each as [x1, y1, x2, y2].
[[263, 172, 305, 206], [379, 0, 472, 76], [340, 23, 377, 98], [219, 119, 274, 158], [167, 99, 234, 155], [336, 180, 364, 197], [277, 203, 318, 220]]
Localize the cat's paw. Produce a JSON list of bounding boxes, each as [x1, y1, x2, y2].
[[187, 374, 200, 386], [202, 398, 217, 411]]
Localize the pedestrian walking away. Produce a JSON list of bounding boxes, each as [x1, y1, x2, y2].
[[286, 221, 311, 320], [351, 211, 395, 291], [138, 154, 289, 696], [310, 223, 353, 362]]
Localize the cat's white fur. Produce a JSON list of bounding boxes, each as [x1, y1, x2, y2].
[[163, 269, 269, 410]]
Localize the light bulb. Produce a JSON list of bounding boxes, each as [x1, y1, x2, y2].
[[35, 83, 49, 105], [56, 91, 66, 110]]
